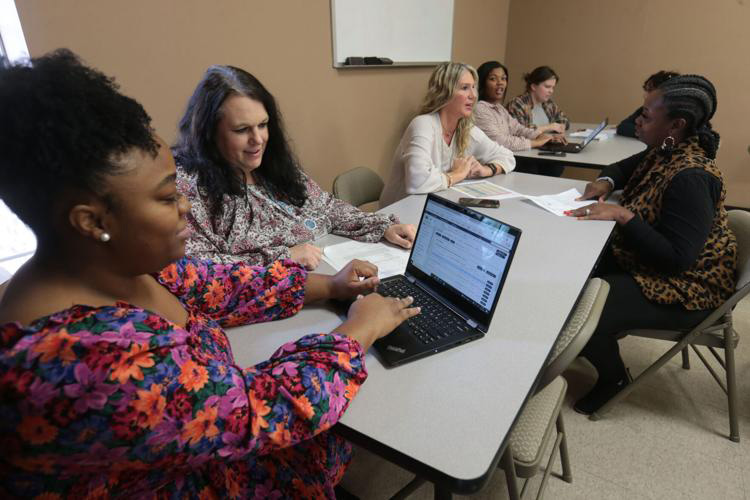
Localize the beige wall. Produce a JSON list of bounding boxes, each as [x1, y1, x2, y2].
[[505, 0, 750, 207], [16, 0, 510, 193]]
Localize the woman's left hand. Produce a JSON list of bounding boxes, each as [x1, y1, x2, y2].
[[329, 259, 380, 300], [564, 202, 635, 225], [384, 223, 416, 249]]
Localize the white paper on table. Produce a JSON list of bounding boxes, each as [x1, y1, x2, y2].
[[568, 129, 614, 141], [526, 188, 595, 217], [322, 240, 409, 279], [451, 180, 523, 200]]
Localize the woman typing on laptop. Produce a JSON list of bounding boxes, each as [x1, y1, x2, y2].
[[379, 62, 516, 207], [506, 65, 571, 176], [0, 50, 420, 498]]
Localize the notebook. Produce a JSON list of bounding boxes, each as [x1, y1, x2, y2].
[[539, 118, 608, 153], [373, 193, 522, 367]]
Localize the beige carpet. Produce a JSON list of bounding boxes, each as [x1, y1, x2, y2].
[[340, 296, 750, 499]]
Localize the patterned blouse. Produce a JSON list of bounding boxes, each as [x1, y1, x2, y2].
[[0, 258, 367, 498], [611, 136, 737, 310], [473, 100, 541, 151], [506, 92, 570, 130], [177, 168, 398, 266]]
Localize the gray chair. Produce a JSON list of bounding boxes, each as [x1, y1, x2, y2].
[[499, 277, 610, 500], [332, 166, 384, 209], [591, 209, 750, 443], [388, 278, 610, 500]]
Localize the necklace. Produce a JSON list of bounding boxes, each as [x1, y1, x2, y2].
[[442, 127, 456, 144]]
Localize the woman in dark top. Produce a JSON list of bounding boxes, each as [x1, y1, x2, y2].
[[567, 74, 737, 414], [616, 70, 679, 138]]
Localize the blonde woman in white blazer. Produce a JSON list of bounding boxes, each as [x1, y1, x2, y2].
[[380, 62, 515, 207]]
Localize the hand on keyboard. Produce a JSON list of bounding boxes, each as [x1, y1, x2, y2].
[[335, 294, 421, 350]]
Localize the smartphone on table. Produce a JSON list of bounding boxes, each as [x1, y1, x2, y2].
[[458, 197, 500, 208]]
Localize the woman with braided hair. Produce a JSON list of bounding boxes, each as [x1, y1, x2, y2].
[[566, 74, 737, 414]]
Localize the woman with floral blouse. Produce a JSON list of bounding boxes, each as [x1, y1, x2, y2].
[[173, 65, 416, 271], [0, 50, 419, 498]]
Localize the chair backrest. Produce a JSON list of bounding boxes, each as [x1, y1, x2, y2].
[[648, 210, 750, 340], [332, 166, 384, 208], [728, 210, 750, 291], [538, 277, 610, 389]]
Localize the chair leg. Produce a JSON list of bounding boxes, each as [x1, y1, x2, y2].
[[681, 347, 690, 369], [725, 329, 740, 443], [590, 337, 690, 420], [556, 413, 573, 483], [500, 447, 521, 500]]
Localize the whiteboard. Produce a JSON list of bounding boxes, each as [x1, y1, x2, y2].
[[331, 0, 454, 67]]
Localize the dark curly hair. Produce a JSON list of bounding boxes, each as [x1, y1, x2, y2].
[[173, 65, 306, 219], [0, 49, 158, 241], [659, 74, 720, 159], [477, 61, 509, 102]]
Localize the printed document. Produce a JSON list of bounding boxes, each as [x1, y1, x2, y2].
[[526, 188, 596, 217], [322, 240, 410, 279], [451, 181, 522, 200]]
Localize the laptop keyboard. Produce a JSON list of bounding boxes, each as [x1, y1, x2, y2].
[[378, 278, 472, 345]]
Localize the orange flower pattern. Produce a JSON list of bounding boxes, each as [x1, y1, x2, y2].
[[0, 257, 367, 498]]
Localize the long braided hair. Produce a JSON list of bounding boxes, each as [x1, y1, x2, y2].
[[658, 74, 720, 159]]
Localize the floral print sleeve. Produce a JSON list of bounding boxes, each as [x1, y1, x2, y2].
[[157, 256, 306, 328], [0, 268, 367, 498]]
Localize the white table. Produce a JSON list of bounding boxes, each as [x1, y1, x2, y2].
[[513, 122, 646, 170], [225, 172, 615, 496]]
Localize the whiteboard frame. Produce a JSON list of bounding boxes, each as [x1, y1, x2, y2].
[[330, 0, 453, 69]]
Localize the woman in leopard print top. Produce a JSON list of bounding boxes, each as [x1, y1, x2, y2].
[[566, 75, 737, 414]]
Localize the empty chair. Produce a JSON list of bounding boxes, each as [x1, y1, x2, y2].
[[389, 278, 610, 499], [332, 166, 384, 209], [500, 277, 610, 500], [591, 209, 750, 442]]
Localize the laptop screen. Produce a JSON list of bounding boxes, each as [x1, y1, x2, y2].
[[581, 119, 609, 147], [405, 194, 521, 328]]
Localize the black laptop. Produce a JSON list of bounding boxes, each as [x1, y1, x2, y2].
[[539, 118, 608, 153], [373, 194, 522, 367]]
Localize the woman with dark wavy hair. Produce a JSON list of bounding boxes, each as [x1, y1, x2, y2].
[[174, 65, 415, 270]]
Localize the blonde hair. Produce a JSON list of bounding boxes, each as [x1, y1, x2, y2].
[[419, 62, 478, 156]]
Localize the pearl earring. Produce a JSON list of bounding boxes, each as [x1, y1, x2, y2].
[[99, 232, 111, 242]]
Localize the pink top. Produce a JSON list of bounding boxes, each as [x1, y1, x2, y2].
[[474, 100, 541, 151]]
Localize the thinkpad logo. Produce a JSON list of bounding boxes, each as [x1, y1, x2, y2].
[[386, 345, 406, 354]]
